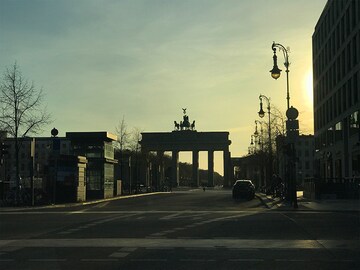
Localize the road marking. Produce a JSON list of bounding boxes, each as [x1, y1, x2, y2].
[[229, 259, 264, 262], [0, 259, 15, 262], [109, 252, 129, 258], [145, 247, 174, 250], [131, 259, 167, 262], [149, 233, 166, 236], [160, 212, 211, 220], [120, 247, 137, 252], [29, 259, 67, 262], [1, 238, 357, 249], [180, 259, 216, 262], [81, 258, 118, 262], [2, 209, 356, 215], [275, 259, 305, 262]]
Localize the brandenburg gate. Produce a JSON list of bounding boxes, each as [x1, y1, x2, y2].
[[139, 110, 232, 188]]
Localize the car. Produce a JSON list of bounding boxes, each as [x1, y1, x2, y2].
[[232, 180, 255, 200]]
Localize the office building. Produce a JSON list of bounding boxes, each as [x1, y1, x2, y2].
[[313, 0, 360, 179]]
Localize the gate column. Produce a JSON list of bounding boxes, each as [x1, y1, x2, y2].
[[223, 148, 231, 187], [157, 151, 165, 190], [171, 150, 179, 187], [192, 150, 199, 187], [208, 150, 214, 187]]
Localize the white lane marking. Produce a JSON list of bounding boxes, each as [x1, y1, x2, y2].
[[0, 210, 267, 215], [160, 212, 211, 220], [57, 213, 142, 235], [92, 202, 110, 208], [120, 247, 137, 252], [29, 259, 67, 262], [81, 259, 118, 262], [229, 259, 264, 262], [180, 259, 216, 262], [145, 247, 174, 250], [131, 259, 167, 262], [275, 259, 306, 262], [1, 238, 358, 250], [149, 233, 166, 236], [109, 252, 129, 258], [184, 247, 216, 250]]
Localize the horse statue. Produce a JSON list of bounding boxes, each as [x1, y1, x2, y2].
[[191, 120, 196, 130], [181, 114, 190, 130], [174, 121, 180, 131]]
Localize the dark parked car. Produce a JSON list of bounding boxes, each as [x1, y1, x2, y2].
[[232, 180, 255, 200]]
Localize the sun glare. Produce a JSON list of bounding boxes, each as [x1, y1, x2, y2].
[[305, 70, 313, 104]]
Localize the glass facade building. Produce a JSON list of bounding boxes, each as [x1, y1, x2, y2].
[[313, 0, 360, 179]]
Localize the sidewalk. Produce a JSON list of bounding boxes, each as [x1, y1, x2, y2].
[[257, 192, 360, 212]]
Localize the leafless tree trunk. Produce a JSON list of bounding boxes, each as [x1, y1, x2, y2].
[[129, 127, 143, 192], [115, 116, 130, 181], [115, 116, 130, 152], [0, 63, 51, 203]]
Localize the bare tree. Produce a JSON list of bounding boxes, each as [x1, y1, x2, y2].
[[129, 127, 143, 153], [128, 127, 143, 191], [115, 116, 130, 152], [0, 63, 51, 201]]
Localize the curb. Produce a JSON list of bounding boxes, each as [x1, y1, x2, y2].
[[0, 192, 169, 212]]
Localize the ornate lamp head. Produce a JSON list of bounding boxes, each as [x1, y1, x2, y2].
[[258, 99, 265, 118], [270, 47, 282, 79]]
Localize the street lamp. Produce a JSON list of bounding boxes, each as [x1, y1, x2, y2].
[[270, 41, 290, 110], [270, 41, 298, 209], [254, 120, 264, 150], [255, 120, 265, 188], [258, 94, 273, 189]]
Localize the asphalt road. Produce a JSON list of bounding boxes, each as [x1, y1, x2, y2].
[[0, 188, 359, 270]]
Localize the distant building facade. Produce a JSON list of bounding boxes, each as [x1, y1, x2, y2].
[[0, 136, 71, 188], [313, 0, 360, 179], [276, 134, 315, 188], [0, 131, 117, 201], [295, 135, 315, 186]]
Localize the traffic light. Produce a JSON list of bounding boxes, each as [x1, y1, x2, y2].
[[0, 142, 9, 157]]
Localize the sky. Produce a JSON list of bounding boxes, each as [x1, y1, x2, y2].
[[0, 0, 327, 174]]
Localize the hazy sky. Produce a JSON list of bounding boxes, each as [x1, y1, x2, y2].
[[0, 0, 327, 173]]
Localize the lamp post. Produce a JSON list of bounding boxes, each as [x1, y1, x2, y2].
[[51, 128, 59, 204], [258, 94, 273, 189], [250, 134, 256, 153], [270, 41, 290, 110], [270, 41, 298, 208], [254, 120, 265, 189]]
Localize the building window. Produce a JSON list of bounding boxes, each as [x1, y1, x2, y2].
[[327, 127, 334, 146], [354, 72, 359, 103], [87, 170, 102, 190], [349, 111, 359, 136], [335, 121, 343, 141]]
